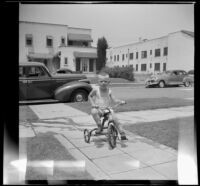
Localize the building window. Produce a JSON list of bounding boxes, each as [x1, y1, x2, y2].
[[46, 36, 53, 47], [26, 34, 33, 46], [163, 63, 166, 71], [64, 57, 68, 65], [136, 64, 138, 71], [129, 53, 133, 60], [141, 51, 147, 59], [61, 37, 66, 46], [155, 49, 161, 57], [150, 50, 152, 55], [136, 52, 138, 59], [150, 63, 152, 68], [114, 55, 116, 62], [117, 55, 119, 61], [141, 64, 147, 71], [154, 63, 160, 71], [121, 54, 123, 61], [126, 54, 127, 58], [110, 56, 112, 61], [163, 47, 168, 56]]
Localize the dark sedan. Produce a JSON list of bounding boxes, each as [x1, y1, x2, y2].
[[19, 62, 92, 103]]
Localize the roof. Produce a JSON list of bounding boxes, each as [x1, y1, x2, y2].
[[68, 33, 93, 42], [19, 21, 68, 27], [27, 53, 55, 59], [74, 51, 97, 58], [181, 30, 194, 37], [19, 62, 45, 66]]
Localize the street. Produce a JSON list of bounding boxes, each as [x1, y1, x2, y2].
[[110, 86, 194, 100]]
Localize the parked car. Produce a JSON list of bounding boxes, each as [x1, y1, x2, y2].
[[53, 68, 83, 75], [19, 62, 92, 103], [145, 70, 188, 88], [183, 70, 194, 87]]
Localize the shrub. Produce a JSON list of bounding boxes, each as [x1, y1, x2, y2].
[[100, 66, 134, 81]]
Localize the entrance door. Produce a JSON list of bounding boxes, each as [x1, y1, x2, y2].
[[81, 58, 88, 72]]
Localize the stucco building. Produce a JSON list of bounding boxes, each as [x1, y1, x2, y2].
[[106, 30, 194, 73], [19, 21, 97, 73]]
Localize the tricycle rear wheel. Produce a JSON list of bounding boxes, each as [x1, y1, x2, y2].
[[84, 129, 90, 143]]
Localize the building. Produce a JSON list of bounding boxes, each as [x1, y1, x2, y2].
[[19, 21, 97, 73], [106, 30, 194, 73]]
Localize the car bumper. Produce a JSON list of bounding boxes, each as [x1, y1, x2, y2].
[[145, 80, 158, 86]]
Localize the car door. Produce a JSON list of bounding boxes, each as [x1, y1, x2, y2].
[[19, 66, 28, 100], [26, 66, 54, 100], [177, 71, 187, 84], [167, 71, 178, 85]]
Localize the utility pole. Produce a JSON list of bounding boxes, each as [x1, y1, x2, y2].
[[128, 48, 130, 66]]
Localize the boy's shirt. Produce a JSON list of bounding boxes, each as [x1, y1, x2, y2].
[[92, 86, 112, 109]]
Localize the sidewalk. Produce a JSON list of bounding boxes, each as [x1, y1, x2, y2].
[[19, 104, 194, 180]]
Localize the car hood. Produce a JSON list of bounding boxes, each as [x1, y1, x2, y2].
[[52, 74, 87, 80]]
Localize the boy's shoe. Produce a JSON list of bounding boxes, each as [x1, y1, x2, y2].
[[120, 132, 128, 140]]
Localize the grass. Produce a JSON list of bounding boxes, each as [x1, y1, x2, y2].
[[123, 116, 194, 150], [67, 97, 193, 115], [25, 133, 93, 180]]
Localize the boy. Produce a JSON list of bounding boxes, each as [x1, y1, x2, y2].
[[88, 72, 127, 140]]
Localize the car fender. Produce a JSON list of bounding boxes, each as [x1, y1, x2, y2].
[[54, 81, 92, 102]]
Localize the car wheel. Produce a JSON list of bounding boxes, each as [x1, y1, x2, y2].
[[184, 81, 191, 87], [159, 81, 165, 88], [71, 89, 88, 102]]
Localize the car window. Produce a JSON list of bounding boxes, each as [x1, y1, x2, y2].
[[19, 66, 25, 77], [27, 66, 49, 77]]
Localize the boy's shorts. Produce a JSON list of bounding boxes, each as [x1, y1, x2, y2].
[[97, 107, 114, 117]]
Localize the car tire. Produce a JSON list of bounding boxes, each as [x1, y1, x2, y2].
[[159, 81, 165, 88], [70, 89, 88, 102], [184, 81, 191, 87]]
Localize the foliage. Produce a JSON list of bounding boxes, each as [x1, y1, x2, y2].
[[96, 37, 108, 71], [100, 66, 134, 81]]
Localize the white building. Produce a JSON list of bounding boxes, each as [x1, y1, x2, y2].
[[19, 21, 97, 73], [106, 30, 194, 73]]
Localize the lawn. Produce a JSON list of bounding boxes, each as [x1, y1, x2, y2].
[[25, 133, 93, 180], [123, 116, 194, 150], [67, 97, 193, 115]]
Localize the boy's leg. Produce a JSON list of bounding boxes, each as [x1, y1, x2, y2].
[[111, 112, 128, 140], [91, 108, 102, 133]]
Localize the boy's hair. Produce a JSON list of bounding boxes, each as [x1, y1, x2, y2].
[[98, 72, 110, 78]]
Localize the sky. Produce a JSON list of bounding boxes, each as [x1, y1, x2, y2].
[[19, 3, 194, 48]]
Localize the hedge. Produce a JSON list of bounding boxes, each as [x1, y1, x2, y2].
[[100, 66, 134, 81]]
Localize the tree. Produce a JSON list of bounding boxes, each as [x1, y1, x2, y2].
[[96, 37, 108, 72]]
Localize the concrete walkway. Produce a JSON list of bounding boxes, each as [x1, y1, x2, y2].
[[19, 104, 194, 180]]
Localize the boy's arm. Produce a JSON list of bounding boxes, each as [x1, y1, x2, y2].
[[109, 90, 125, 104], [88, 88, 97, 107]]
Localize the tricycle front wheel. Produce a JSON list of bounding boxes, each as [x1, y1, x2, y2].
[[108, 122, 118, 149]]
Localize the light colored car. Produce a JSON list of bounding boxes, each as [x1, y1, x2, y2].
[[145, 70, 188, 88], [19, 62, 92, 103], [183, 70, 194, 87]]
